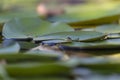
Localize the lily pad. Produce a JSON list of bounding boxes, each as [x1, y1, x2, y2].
[[0, 12, 38, 24], [18, 41, 39, 50], [0, 65, 10, 80], [0, 51, 62, 63], [0, 39, 20, 53], [0, 8, 39, 34], [81, 28, 95, 31], [5, 63, 70, 77], [15, 77, 69, 80], [34, 31, 106, 42], [107, 33, 120, 39], [95, 24, 120, 34], [48, 2, 120, 27], [59, 39, 120, 50], [3, 17, 74, 40], [36, 39, 72, 45], [65, 57, 120, 74]]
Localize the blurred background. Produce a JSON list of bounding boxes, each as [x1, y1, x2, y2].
[[0, 0, 119, 15], [1, 0, 120, 80]]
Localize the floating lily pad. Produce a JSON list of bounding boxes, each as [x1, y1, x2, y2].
[[107, 33, 120, 39], [0, 51, 62, 63], [0, 11, 38, 34], [65, 57, 115, 66], [18, 41, 39, 50], [34, 31, 106, 42], [65, 56, 120, 74], [36, 39, 72, 45], [0, 39, 20, 53], [0, 12, 37, 34], [0, 12, 38, 24], [59, 39, 120, 50], [0, 65, 10, 80], [81, 28, 95, 31], [5, 63, 70, 77], [3, 17, 74, 40], [48, 2, 120, 27], [15, 77, 69, 80], [27, 50, 63, 58], [95, 24, 120, 34]]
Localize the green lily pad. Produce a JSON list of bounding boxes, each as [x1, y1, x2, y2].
[[107, 33, 120, 39], [15, 77, 69, 80], [5, 63, 70, 77], [0, 12, 38, 24], [0, 11, 38, 32], [66, 56, 120, 74], [0, 39, 20, 53], [3, 17, 74, 39], [81, 28, 95, 31], [34, 31, 106, 42], [60, 39, 120, 50], [48, 3, 120, 27], [27, 50, 63, 58], [18, 41, 39, 50], [0, 65, 10, 80], [0, 51, 62, 63], [36, 39, 72, 45], [95, 24, 120, 34], [65, 57, 119, 66], [77, 49, 120, 56]]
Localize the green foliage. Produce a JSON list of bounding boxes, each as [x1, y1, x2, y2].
[[60, 39, 120, 49], [3, 17, 73, 39], [95, 24, 120, 33], [34, 31, 106, 42], [48, 2, 120, 27], [1, 1, 120, 79], [0, 40, 20, 53]]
